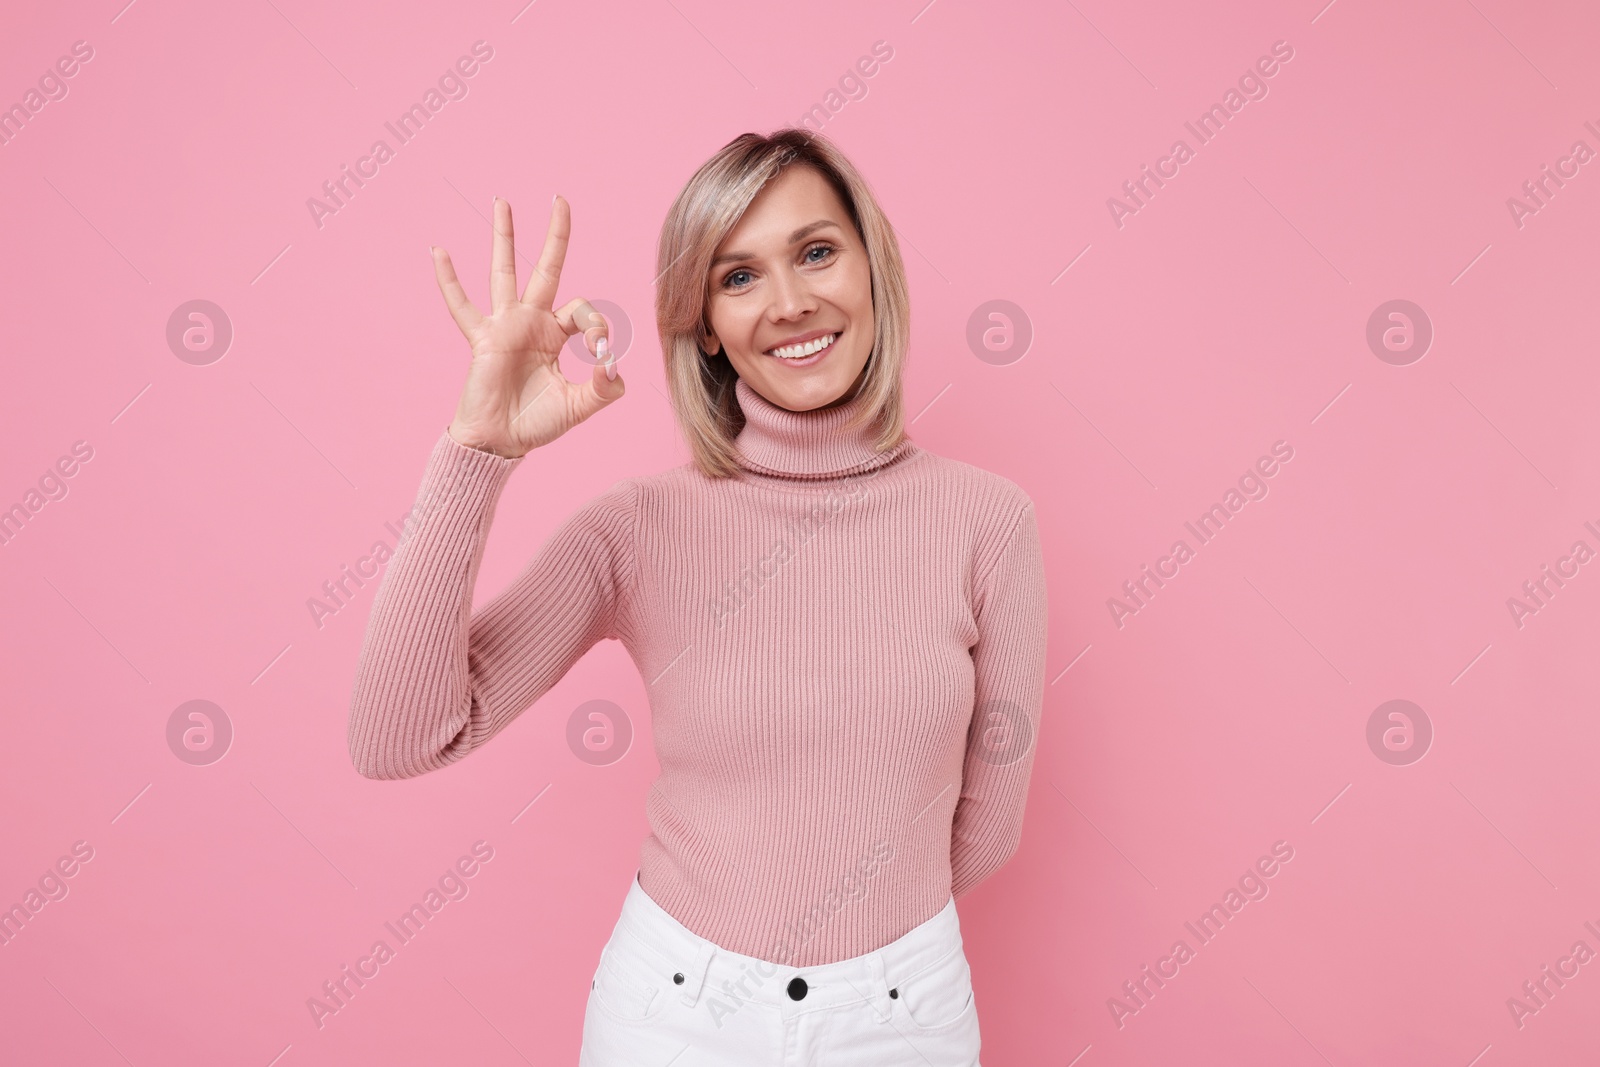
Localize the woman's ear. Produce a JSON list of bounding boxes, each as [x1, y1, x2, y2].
[[701, 329, 721, 356]]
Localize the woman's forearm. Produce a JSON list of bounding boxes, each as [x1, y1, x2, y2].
[[346, 429, 638, 780], [346, 428, 527, 780]]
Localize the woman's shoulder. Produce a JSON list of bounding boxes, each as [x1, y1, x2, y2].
[[615, 458, 709, 496], [577, 459, 713, 515], [902, 442, 1036, 517]]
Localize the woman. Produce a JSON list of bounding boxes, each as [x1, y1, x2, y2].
[[347, 128, 1047, 1066]]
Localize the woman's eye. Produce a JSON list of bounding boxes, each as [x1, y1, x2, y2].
[[721, 245, 834, 290]]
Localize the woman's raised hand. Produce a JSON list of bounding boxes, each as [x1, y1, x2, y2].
[[435, 196, 624, 459]]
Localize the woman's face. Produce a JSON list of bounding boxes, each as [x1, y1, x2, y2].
[[703, 164, 875, 412]]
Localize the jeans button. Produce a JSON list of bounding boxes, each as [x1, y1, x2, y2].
[[787, 977, 808, 1001]]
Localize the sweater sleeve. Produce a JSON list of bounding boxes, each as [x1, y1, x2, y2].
[[347, 429, 637, 780], [950, 501, 1048, 899]]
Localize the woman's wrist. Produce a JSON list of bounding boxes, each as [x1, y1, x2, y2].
[[446, 423, 527, 459]]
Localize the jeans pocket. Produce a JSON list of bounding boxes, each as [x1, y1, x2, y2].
[[591, 930, 671, 1025], [896, 944, 975, 1033]]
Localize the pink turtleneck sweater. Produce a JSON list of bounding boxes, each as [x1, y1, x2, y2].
[[347, 377, 1048, 966]]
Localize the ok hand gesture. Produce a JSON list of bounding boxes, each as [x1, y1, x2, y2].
[[434, 196, 624, 459]]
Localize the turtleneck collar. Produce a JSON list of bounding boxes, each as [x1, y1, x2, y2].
[[731, 376, 915, 480]]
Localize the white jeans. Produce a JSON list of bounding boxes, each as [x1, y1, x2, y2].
[[578, 870, 983, 1066]]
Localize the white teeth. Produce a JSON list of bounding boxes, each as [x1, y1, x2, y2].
[[768, 332, 839, 360]]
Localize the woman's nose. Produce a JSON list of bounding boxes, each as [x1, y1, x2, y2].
[[768, 268, 816, 320]]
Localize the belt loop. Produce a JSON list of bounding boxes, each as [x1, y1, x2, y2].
[[678, 939, 716, 1007], [866, 952, 892, 1023]]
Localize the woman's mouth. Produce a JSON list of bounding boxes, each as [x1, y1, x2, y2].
[[764, 330, 841, 366]]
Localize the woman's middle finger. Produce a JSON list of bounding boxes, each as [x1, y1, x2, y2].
[[489, 197, 518, 314], [522, 195, 571, 312]]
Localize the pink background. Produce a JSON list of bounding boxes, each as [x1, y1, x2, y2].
[[3, 0, 1598, 1063]]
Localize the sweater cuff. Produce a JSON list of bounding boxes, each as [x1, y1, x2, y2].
[[436, 426, 528, 467], [407, 428, 526, 531], [429, 427, 527, 492]]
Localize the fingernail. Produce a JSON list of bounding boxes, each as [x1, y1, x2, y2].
[[597, 337, 608, 359], [606, 360, 617, 382]]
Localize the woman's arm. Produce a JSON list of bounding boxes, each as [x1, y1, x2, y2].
[[345, 431, 636, 780], [347, 194, 629, 779], [950, 501, 1049, 899]]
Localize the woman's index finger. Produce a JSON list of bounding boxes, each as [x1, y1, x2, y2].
[[432, 247, 483, 339]]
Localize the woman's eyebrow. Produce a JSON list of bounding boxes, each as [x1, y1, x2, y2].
[[710, 220, 842, 267]]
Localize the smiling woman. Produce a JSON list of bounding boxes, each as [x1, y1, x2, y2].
[[701, 167, 877, 407], [655, 130, 911, 477], [347, 126, 1046, 1067]]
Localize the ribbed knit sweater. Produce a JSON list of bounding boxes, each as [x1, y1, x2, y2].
[[347, 376, 1048, 967]]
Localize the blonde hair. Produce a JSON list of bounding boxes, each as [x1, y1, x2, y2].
[[654, 128, 910, 479]]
